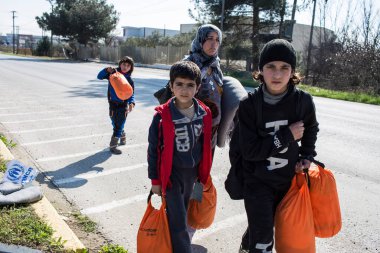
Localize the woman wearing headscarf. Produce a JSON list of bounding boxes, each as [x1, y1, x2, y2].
[[184, 24, 224, 149]]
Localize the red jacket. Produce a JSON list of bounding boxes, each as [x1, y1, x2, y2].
[[151, 98, 213, 194]]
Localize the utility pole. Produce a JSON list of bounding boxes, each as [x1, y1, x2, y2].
[[306, 0, 317, 80], [291, 0, 298, 21], [48, 0, 54, 57], [16, 26, 19, 54], [220, 0, 225, 31], [11, 11, 16, 54]]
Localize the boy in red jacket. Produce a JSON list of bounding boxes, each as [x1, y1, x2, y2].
[[147, 61, 212, 253]]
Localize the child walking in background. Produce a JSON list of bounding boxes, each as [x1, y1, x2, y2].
[[147, 61, 213, 253], [97, 56, 135, 155], [231, 39, 319, 253]]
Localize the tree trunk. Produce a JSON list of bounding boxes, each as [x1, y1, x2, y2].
[[251, 0, 260, 71]]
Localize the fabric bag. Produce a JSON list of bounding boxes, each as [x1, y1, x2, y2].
[[153, 81, 173, 104], [109, 71, 133, 100], [224, 121, 244, 200], [275, 173, 315, 253], [308, 162, 342, 238], [187, 176, 217, 229], [137, 191, 172, 253]]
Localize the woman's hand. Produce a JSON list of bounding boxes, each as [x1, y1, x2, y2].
[[151, 185, 162, 196]]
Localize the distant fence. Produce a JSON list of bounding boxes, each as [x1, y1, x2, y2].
[[78, 45, 189, 65]]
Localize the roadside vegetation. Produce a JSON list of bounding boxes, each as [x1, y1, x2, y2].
[[0, 205, 66, 252], [0, 135, 128, 252]]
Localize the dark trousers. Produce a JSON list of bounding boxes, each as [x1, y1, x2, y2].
[[243, 177, 289, 253], [109, 102, 128, 138], [165, 166, 197, 253]]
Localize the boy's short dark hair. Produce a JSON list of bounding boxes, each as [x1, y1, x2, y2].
[[118, 56, 134, 74], [170, 61, 201, 86]]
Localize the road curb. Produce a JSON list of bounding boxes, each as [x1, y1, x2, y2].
[[0, 140, 85, 251]]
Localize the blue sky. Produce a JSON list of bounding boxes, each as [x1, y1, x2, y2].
[[0, 0, 379, 36]]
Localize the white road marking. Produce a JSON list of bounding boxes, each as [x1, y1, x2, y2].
[[192, 213, 247, 242], [10, 123, 109, 134], [37, 143, 148, 162], [53, 163, 147, 185], [22, 132, 113, 145], [81, 193, 148, 215], [0, 109, 78, 116], [2, 115, 100, 124]]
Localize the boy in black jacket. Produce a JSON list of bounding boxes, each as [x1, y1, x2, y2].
[[234, 39, 319, 253]]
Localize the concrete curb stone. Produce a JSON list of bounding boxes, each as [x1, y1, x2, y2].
[[0, 140, 85, 251]]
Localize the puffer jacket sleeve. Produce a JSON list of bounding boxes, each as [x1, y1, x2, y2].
[[126, 76, 135, 105], [97, 68, 109, 80]]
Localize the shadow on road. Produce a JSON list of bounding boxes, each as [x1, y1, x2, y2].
[[37, 149, 112, 189], [191, 244, 208, 253]]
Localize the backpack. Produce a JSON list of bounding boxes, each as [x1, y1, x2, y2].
[[224, 87, 306, 200]]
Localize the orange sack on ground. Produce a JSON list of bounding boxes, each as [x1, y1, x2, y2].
[[308, 163, 342, 238], [275, 173, 315, 253], [137, 192, 172, 253], [187, 176, 217, 229], [109, 71, 133, 100]]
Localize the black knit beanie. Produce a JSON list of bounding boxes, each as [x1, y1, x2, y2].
[[259, 39, 296, 71]]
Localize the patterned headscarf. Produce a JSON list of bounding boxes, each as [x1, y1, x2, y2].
[[185, 24, 223, 85]]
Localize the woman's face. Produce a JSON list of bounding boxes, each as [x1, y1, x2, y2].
[[201, 31, 220, 57]]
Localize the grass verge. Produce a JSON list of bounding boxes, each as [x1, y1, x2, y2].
[[0, 205, 66, 252], [227, 70, 380, 105]]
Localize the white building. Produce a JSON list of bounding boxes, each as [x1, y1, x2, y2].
[[122, 26, 180, 38]]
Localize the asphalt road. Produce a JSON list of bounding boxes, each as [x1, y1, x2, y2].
[[0, 54, 379, 253]]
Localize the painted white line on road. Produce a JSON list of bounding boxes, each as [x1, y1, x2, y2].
[[81, 193, 148, 215], [2, 115, 100, 124], [22, 132, 113, 146], [54, 163, 148, 186], [0, 109, 78, 116], [37, 143, 148, 162], [192, 213, 247, 242], [10, 123, 109, 134], [5, 117, 147, 126]]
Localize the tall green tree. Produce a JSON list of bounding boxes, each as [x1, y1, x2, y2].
[[190, 0, 289, 70], [36, 0, 119, 45]]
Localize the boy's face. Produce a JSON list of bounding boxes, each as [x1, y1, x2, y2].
[[120, 62, 131, 73], [170, 77, 199, 109], [262, 61, 293, 95], [202, 31, 220, 57]]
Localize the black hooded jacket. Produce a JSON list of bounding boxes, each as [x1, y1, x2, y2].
[[233, 84, 319, 189]]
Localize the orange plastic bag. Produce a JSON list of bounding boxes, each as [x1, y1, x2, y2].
[[137, 192, 172, 253], [187, 176, 217, 229], [275, 173, 315, 253], [308, 163, 342, 238], [109, 71, 133, 100]]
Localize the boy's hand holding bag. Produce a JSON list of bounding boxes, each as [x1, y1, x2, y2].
[[137, 191, 172, 253]]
